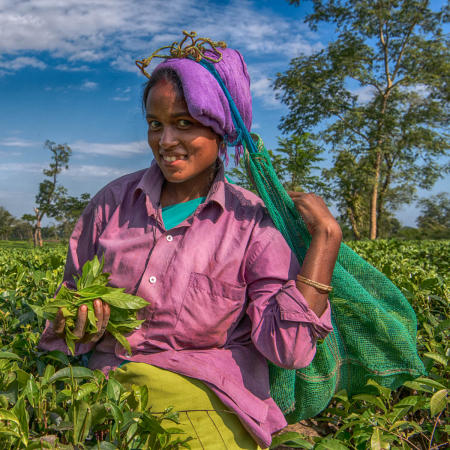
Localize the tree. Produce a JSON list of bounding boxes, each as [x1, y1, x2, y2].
[[416, 192, 450, 238], [227, 133, 328, 197], [31, 140, 71, 246], [276, 0, 449, 239], [0, 206, 16, 240], [51, 192, 91, 239]]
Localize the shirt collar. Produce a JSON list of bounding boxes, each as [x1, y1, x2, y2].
[[133, 159, 227, 218]]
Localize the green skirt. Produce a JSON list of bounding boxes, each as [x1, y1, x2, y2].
[[112, 362, 262, 449]]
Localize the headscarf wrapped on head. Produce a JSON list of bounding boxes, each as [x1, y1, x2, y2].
[[146, 46, 253, 165]]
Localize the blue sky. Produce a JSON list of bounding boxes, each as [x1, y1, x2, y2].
[[0, 0, 447, 227]]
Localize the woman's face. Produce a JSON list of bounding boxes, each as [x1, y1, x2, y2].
[[146, 79, 220, 192]]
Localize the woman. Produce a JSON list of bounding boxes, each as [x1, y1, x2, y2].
[[39, 36, 342, 448]]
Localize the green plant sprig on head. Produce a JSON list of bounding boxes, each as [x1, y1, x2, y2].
[[33, 255, 148, 355]]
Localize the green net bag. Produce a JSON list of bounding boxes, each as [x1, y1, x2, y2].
[[197, 59, 426, 421], [245, 138, 426, 421]]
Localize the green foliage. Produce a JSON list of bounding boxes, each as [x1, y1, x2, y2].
[[277, 0, 449, 239], [33, 256, 148, 355], [227, 133, 329, 197], [416, 192, 450, 239], [0, 207, 33, 241], [52, 192, 91, 239], [0, 241, 448, 448], [24, 140, 92, 246], [0, 246, 192, 448]]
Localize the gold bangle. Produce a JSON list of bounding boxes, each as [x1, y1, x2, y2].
[[296, 275, 333, 293]]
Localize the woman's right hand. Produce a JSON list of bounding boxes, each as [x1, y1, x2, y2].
[[53, 299, 110, 344]]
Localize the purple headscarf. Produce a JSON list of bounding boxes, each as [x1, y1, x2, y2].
[[151, 48, 252, 164]]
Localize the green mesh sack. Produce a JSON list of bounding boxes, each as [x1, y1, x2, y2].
[[245, 137, 426, 421], [198, 59, 426, 422]]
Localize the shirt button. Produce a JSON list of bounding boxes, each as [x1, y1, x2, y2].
[[166, 235, 173, 242], [149, 276, 157, 284]]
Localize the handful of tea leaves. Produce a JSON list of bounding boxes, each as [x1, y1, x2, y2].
[[35, 255, 148, 355]]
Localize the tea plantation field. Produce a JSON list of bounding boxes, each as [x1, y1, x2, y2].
[[0, 240, 448, 449]]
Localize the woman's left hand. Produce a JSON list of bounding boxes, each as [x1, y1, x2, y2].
[[288, 191, 342, 241]]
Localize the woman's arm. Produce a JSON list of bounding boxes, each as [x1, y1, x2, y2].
[[288, 191, 342, 317], [245, 193, 340, 369]]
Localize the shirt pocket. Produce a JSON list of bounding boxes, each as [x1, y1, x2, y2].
[[175, 272, 246, 349]]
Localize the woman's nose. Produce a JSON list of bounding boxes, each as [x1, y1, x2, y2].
[[159, 126, 179, 149]]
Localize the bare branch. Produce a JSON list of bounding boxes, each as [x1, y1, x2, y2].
[[378, 4, 392, 88], [392, 14, 421, 82]]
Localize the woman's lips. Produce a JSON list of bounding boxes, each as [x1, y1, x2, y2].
[[160, 154, 187, 167]]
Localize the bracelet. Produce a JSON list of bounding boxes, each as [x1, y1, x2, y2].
[[296, 275, 333, 293]]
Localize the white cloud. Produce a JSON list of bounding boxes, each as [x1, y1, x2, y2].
[[65, 165, 130, 178], [80, 80, 98, 90], [71, 140, 148, 157], [0, 56, 46, 71], [55, 63, 91, 72], [0, 137, 37, 147], [402, 83, 431, 99], [0, 162, 44, 173], [0, 150, 21, 157], [0, 0, 323, 71], [352, 86, 377, 103], [112, 86, 131, 101], [247, 64, 282, 109], [251, 77, 281, 109]]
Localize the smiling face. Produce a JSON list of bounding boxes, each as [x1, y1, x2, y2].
[[146, 79, 221, 202]]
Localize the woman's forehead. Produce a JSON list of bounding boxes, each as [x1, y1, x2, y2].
[[146, 80, 188, 114]]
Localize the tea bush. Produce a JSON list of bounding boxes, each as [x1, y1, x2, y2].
[[0, 240, 448, 449]]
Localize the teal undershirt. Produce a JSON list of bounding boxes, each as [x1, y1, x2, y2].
[[162, 196, 206, 230], [160, 175, 235, 230]]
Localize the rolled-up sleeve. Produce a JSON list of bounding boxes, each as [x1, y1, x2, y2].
[[245, 220, 332, 370]]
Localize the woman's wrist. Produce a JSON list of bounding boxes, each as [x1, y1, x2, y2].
[[310, 221, 342, 246]]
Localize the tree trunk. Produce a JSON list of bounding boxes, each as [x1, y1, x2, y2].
[[370, 150, 382, 239], [34, 207, 43, 247], [347, 207, 361, 240]]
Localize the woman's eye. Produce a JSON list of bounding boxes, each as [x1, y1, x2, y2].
[[148, 120, 161, 130], [178, 119, 192, 128]]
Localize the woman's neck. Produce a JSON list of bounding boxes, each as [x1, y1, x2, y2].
[[160, 163, 219, 207], [160, 181, 208, 207]]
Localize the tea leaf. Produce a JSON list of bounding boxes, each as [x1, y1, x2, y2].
[[42, 350, 70, 366], [270, 431, 313, 448], [0, 352, 22, 361], [75, 382, 98, 400], [107, 377, 123, 403], [101, 291, 149, 309], [430, 389, 448, 417], [49, 366, 95, 383], [74, 400, 92, 444], [371, 427, 390, 449], [352, 394, 387, 413], [314, 438, 350, 449], [0, 409, 20, 425], [423, 352, 447, 366]]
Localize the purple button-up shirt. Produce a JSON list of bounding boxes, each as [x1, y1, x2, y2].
[[39, 161, 332, 447]]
